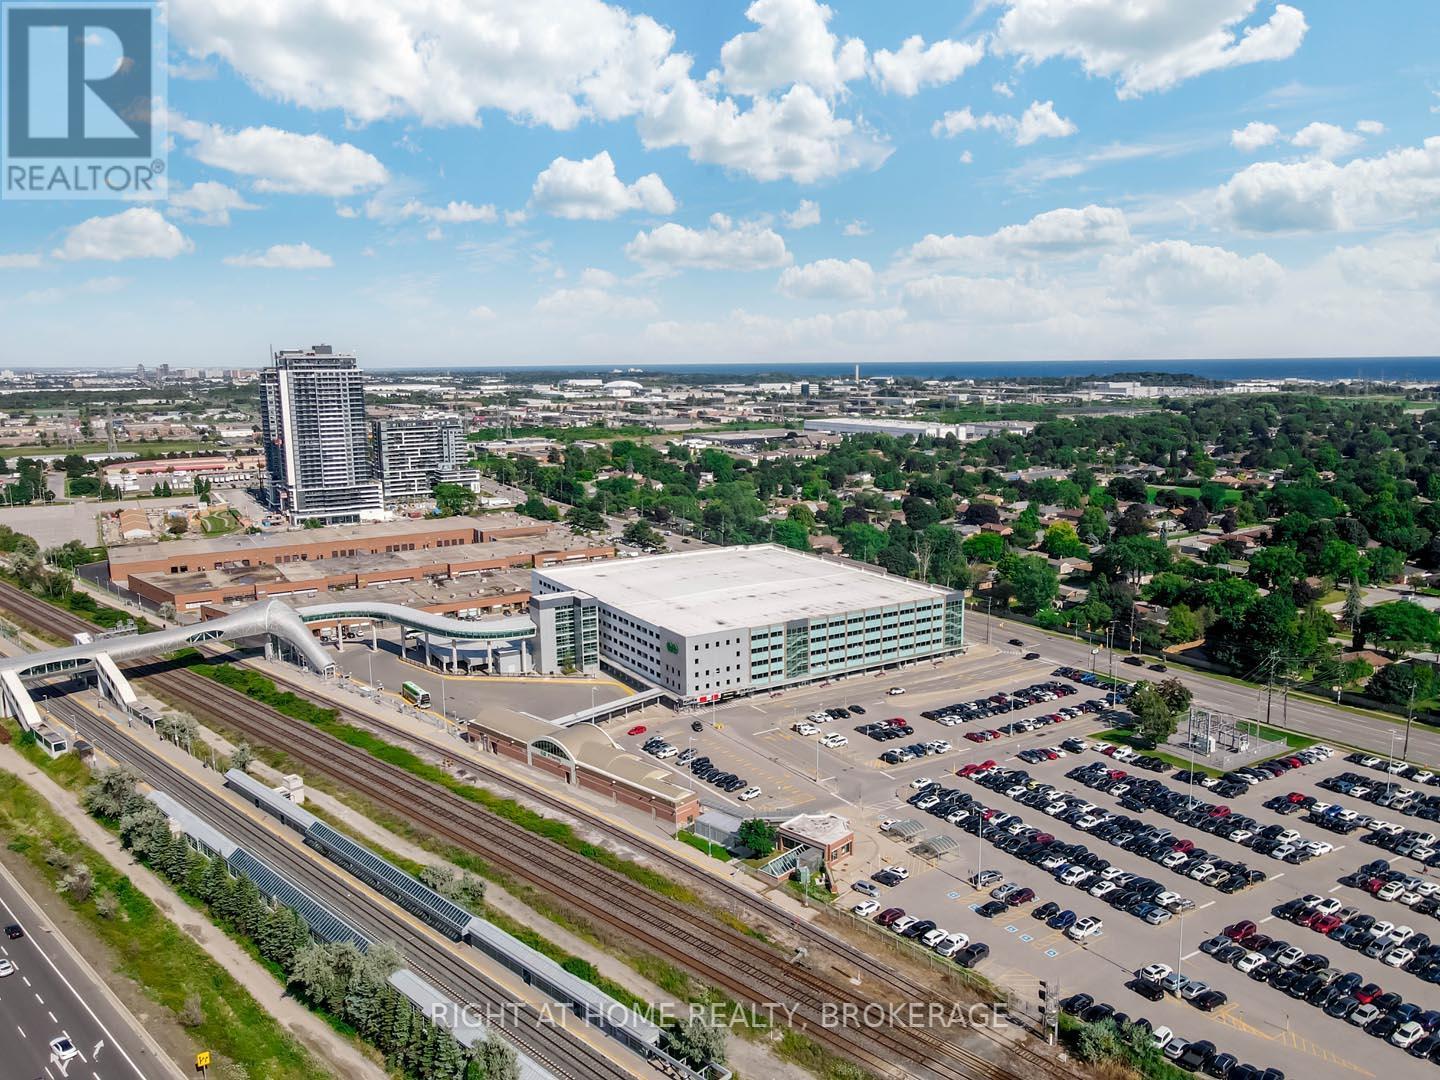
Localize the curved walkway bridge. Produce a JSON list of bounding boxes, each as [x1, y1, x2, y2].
[[0, 598, 539, 732]]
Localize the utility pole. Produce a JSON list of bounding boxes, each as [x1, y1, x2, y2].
[[1404, 680, 1417, 760], [1264, 653, 1275, 728]]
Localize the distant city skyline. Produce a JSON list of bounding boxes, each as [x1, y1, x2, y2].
[[1, 1, 1438, 368]]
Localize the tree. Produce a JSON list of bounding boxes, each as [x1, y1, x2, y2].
[[1077, 504, 1109, 544], [469, 1038, 520, 1080], [1094, 536, 1171, 585], [839, 522, 887, 562], [83, 766, 142, 821], [1246, 545, 1305, 590], [519, 494, 559, 521], [621, 520, 664, 550], [433, 483, 477, 517], [1010, 507, 1040, 547], [1041, 522, 1089, 559], [1164, 603, 1201, 644], [1366, 661, 1435, 707], [786, 504, 815, 529], [736, 819, 777, 855], [666, 1016, 727, 1070], [1155, 676, 1192, 715], [227, 742, 254, 772], [770, 519, 810, 551], [998, 554, 1059, 614], [1360, 601, 1440, 654], [1180, 503, 1210, 532], [1342, 577, 1366, 649], [564, 505, 605, 535], [1128, 682, 1179, 746], [961, 532, 1005, 564]]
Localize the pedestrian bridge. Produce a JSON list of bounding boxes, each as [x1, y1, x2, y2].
[[295, 601, 536, 641]]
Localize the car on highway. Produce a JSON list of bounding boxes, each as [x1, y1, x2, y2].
[[49, 1037, 79, 1064], [0, 958, 14, 977], [4, 924, 22, 939]]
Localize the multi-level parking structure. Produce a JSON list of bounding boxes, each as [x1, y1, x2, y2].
[[0, 582, 1067, 1080]]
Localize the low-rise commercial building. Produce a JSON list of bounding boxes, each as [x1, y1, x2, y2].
[[107, 514, 554, 589], [465, 712, 700, 826], [533, 545, 964, 703]]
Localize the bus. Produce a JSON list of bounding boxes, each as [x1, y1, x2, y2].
[[401, 681, 431, 708]]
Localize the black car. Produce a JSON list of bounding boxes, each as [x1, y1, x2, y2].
[[1033, 901, 1061, 920], [1060, 993, 1095, 1016], [1128, 979, 1165, 1002], [1196, 990, 1228, 1011], [3, 924, 20, 940], [1208, 1052, 1239, 1078], [1080, 1003, 1115, 1025], [690, 720, 703, 732], [955, 942, 989, 967], [977, 900, 1008, 918]]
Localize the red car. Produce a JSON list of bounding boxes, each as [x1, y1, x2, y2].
[[1296, 909, 1323, 928], [979, 759, 996, 770], [1224, 920, 1257, 941], [876, 907, 905, 926], [887, 716, 908, 727], [1286, 791, 1307, 804], [956, 763, 982, 777], [1007, 887, 1036, 906], [1208, 806, 1231, 818], [1364, 877, 1387, 895], [1171, 838, 1195, 853], [1311, 914, 1343, 934], [1355, 983, 1383, 1004], [627, 725, 647, 736]]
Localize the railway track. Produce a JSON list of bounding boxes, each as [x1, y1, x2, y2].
[[41, 690, 640, 1080], [0, 583, 1068, 1080]]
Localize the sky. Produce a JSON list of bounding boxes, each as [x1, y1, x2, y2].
[[3, 0, 1440, 369]]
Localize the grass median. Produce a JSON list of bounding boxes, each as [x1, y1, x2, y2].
[[0, 767, 321, 1079]]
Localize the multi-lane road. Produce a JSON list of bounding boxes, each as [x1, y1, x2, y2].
[[0, 861, 169, 1080], [980, 609, 1440, 765]]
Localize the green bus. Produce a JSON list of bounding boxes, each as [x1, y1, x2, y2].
[[401, 681, 431, 708]]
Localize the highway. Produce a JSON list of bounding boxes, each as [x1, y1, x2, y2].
[[0, 859, 170, 1080], [977, 608, 1440, 766]]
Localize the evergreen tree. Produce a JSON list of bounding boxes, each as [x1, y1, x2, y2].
[[471, 1039, 520, 1080], [382, 990, 413, 1059], [232, 874, 264, 939], [197, 854, 231, 905], [432, 1030, 466, 1080]]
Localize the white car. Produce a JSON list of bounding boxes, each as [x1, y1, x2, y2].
[[910, 777, 934, 789], [1384, 947, 1415, 968], [883, 865, 910, 880], [792, 722, 819, 735], [934, 932, 970, 957], [1140, 962, 1172, 983], [879, 819, 899, 832], [1067, 916, 1103, 940], [1378, 882, 1404, 902], [1312, 897, 1342, 916], [1059, 866, 1092, 886], [821, 733, 849, 748], [889, 915, 918, 935], [738, 786, 762, 802], [920, 927, 950, 949], [887, 687, 906, 696], [49, 1038, 79, 1064], [1236, 952, 1266, 974], [1162, 1037, 1190, 1061], [1088, 881, 1117, 899], [1150, 1026, 1174, 1051], [1307, 841, 1333, 856], [0, 958, 13, 977], [853, 899, 880, 917], [655, 745, 679, 759], [1393, 1022, 1427, 1050]]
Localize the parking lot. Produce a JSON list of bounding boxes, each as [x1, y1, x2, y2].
[[836, 724, 1440, 1080], [324, 628, 632, 724]]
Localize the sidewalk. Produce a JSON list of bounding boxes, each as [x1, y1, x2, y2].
[[0, 743, 387, 1080]]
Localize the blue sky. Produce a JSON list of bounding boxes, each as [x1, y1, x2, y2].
[[3, 0, 1440, 368]]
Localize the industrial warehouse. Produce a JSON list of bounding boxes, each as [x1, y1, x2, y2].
[[532, 545, 966, 703]]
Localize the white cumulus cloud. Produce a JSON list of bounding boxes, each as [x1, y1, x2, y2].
[[54, 209, 193, 262], [223, 242, 333, 269], [894, 205, 1130, 275], [168, 181, 258, 226], [718, 0, 866, 97], [870, 35, 984, 96], [994, 0, 1308, 99], [931, 100, 1076, 146], [535, 285, 658, 319], [174, 118, 388, 196], [1231, 121, 1280, 152], [1216, 136, 1440, 232], [625, 213, 791, 271], [530, 151, 675, 220], [1103, 240, 1283, 305], [783, 199, 821, 229], [1291, 121, 1364, 160], [778, 258, 875, 300]]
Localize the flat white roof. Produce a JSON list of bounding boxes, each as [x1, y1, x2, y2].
[[537, 544, 952, 636]]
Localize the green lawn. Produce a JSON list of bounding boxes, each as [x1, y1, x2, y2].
[[1091, 728, 1224, 776], [1146, 484, 1242, 507], [200, 510, 239, 536]]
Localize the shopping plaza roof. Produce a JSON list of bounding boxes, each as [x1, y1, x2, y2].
[[535, 544, 955, 636]]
